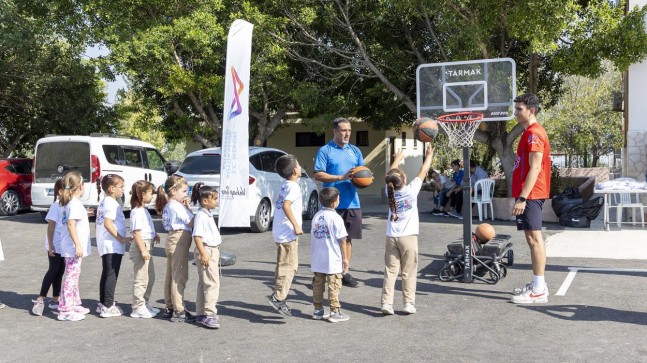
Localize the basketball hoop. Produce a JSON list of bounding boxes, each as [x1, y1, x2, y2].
[[436, 112, 484, 148]]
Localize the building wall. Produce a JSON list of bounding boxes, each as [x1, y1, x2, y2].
[[626, 0, 647, 182]]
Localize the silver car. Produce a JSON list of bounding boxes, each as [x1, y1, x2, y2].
[[174, 147, 319, 233]]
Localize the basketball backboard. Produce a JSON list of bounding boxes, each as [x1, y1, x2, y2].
[[416, 58, 516, 121]]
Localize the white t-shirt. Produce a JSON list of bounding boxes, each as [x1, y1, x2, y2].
[[385, 177, 422, 237], [130, 206, 156, 241], [60, 198, 92, 258], [96, 196, 127, 256], [438, 174, 453, 190], [44, 201, 64, 253], [310, 208, 348, 274], [272, 180, 303, 243], [162, 200, 193, 232], [192, 208, 222, 247]]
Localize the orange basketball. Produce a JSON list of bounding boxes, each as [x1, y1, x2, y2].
[[350, 166, 374, 188], [413, 117, 439, 143], [474, 223, 496, 243]]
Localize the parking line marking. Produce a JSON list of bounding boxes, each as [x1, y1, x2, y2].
[[556, 267, 647, 296]]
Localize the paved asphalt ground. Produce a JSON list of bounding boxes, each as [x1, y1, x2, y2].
[[1, 208, 646, 362]]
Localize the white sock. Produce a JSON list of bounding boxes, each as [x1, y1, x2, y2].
[[533, 275, 546, 292]]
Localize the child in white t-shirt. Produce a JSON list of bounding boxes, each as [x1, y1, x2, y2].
[[32, 179, 65, 316], [380, 146, 434, 316], [96, 174, 132, 318], [57, 171, 92, 322], [129, 180, 161, 319], [156, 175, 194, 322], [268, 154, 303, 318], [190, 182, 222, 329], [310, 187, 349, 323]]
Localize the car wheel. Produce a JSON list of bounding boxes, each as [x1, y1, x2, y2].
[[304, 191, 319, 220], [0, 190, 21, 216], [250, 198, 271, 233]]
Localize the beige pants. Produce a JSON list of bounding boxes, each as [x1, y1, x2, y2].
[[130, 239, 155, 310], [195, 245, 220, 316], [313, 273, 342, 312], [164, 229, 192, 312], [381, 235, 418, 305], [273, 240, 298, 301]]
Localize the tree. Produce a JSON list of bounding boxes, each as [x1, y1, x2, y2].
[[544, 63, 623, 167], [50, 0, 343, 148], [0, 0, 117, 157], [278, 0, 647, 195]]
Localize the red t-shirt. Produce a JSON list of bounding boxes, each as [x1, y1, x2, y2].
[[512, 122, 551, 199]]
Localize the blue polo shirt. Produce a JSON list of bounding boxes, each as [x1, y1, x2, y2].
[[314, 140, 364, 209]]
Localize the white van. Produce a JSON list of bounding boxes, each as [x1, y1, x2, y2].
[[31, 134, 169, 214]]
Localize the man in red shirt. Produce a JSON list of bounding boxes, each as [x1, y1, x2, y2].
[[510, 93, 551, 304]]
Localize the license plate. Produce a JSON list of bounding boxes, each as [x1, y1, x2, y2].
[[46, 188, 54, 196]]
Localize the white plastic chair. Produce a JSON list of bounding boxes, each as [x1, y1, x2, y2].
[[613, 193, 645, 228], [471, 178, 495, 221]]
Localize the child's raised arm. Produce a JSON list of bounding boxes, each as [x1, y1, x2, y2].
[[417, 146, 435, 181], [390, 150, 405, 169]]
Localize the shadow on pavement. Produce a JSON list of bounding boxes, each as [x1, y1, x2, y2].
[[521, 304, 647, 325]]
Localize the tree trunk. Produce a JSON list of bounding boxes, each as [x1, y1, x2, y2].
[[1, 134, 24, 158], [529, 53, 539, 94]]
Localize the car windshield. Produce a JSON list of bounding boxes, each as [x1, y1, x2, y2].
[[178, 154, 221, 175]]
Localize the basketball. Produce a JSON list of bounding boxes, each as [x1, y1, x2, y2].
[[474, 223, 496, 243], [413, 117, 439, 142], [350, 166, 374, 188]]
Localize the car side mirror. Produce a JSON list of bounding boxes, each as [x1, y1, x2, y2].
[[164, 160, 182, 176]]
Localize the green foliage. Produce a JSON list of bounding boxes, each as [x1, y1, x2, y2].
[[0, 0, 116, 157], [544, 62, 623, 167]]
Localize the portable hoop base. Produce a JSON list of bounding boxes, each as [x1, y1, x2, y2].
[[436, 112, 484, 283]]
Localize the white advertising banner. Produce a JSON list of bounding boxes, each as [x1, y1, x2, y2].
[[219, 19, 254, 228]]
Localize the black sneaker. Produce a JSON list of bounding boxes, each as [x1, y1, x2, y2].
[[163, 308, 174, 319], [441, 212, 450, 217], [267, 294, 292, 317], [185, 311, 196, 322], [342, 273, 359, 288], [431, 209, 444, 216]]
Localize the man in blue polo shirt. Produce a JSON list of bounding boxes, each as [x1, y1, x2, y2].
[[314, 117, 364, 288]]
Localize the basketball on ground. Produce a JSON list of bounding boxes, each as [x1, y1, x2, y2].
[[413, 117, 439, 143], [474, 223, 496, 243], [350, 166, 374, 188]]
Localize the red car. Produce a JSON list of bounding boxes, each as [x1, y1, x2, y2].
[[0, 158, 33, 216]]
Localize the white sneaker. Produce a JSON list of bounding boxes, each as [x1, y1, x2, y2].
[[100, 304, 123, 318], [146, 302, 160, 315], [381, 304, 394, 315], [48, 301, 59, 311], [327, 310, 350, 323], [57, 312, 85, 321], [402, 303, 417, 314], [511, 286, 549, 304], [95, 303, 105, 314], [130, 305, 154, 318], [513, 282, 549, 297]]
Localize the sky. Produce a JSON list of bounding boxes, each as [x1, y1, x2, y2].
[[83, 45, 127, 105]]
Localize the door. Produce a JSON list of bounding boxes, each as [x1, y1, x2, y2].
[[119, 146, 146, 208]]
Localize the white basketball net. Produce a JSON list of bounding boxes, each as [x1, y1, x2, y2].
[[436, 112, 484, 148]]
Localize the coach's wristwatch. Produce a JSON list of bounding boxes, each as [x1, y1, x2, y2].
[[517, 197, 527, 202]]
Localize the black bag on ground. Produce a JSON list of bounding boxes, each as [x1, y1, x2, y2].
[[552, 187, 583, 217], [558, 196, 604, 228]]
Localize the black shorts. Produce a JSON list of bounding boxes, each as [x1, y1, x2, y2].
[[516, 199, 545, 231], [337, 208, 363, 240]]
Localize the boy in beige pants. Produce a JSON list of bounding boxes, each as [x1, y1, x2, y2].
[[268, 155, 303, 317]]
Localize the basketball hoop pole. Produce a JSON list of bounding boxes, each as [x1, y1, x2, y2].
[[461, 147, 473, 283]]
